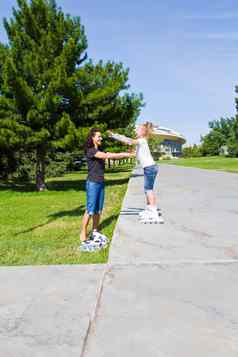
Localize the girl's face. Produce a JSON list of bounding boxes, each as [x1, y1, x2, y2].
[[136, 125, 146, 138], [93, 132, 103, 146]]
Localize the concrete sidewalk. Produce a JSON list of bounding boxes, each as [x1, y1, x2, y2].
[[109, 165, 238, 263], [85, 165, 238, 357], [1, 165, 238, 357], [0, 265, 106, 357]]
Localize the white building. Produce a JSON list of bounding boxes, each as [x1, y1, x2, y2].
[[152, 125, 186, 157]]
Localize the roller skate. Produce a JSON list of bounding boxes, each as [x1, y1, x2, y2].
[[139, 209, 164, 224]]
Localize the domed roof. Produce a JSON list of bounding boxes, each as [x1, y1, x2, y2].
[[152, 125, 186, 144]]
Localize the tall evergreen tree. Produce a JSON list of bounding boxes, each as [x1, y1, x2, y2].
[[0, 0, 143, 190]]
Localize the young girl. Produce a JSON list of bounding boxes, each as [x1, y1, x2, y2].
[[108, 122, 164, 224], [80, 128, 135, 244]]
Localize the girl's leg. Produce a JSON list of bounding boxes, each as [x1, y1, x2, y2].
[[146, 190, 157, 207], [141, 166, 164, 223], [144, 166, 158, 209], [145, 194, 150, 206], [80, 211, 91, 241]]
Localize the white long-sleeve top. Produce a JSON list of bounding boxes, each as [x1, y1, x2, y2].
[[110, 133, 155, 168], [136, 138, 155, 168]]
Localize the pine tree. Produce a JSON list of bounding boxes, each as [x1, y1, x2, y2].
[[0, 0, 88, 189], [0, 0, 143, 190]]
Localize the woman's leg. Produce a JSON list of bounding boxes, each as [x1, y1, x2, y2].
[[92, 213, 101, 231], [93, 182, 105, 231], [80, 180, 96, 242], [80, 211, 91, 241]]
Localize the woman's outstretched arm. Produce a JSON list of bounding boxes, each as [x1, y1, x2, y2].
[[95, 151, 135, 160]]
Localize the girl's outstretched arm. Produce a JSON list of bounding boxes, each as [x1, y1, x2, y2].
[[107, 131, 138, 145]]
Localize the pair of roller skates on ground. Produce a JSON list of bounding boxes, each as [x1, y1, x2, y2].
[[80, 230, 108, 252], [139, 205, 164, 224]]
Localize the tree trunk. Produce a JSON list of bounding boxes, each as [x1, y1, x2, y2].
[[36, 148, 46, 191]]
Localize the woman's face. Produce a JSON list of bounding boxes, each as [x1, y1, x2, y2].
[[93, 131, 103, 146]]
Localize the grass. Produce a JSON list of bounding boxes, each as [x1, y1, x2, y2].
[[160, 156, 238, 173], [0, 164, 133, 266]]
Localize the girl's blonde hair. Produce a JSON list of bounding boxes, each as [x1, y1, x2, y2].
[[142, 121, 154, 137]]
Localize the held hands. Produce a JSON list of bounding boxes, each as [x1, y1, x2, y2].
[[107, 130, 113, 137], [128, 150, 136, 157]]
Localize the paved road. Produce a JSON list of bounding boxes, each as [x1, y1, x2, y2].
[[1, 165, 238, 357]]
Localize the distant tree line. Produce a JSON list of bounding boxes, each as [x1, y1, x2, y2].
[[183, 116, 238, 158], [183, 88, 238, 158]]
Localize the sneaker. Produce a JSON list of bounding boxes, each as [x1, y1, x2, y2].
[[80, 240, 103, 252], [90, 231, 108, 245], [80, 234, 108, 252]]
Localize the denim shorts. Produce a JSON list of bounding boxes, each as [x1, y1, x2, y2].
[[86, 180, 105, 215], [144, 165, 158, 192]]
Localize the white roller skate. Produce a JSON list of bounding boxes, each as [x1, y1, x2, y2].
[[139, 209, 164, 224], [139, 206, 163, 220], [138, 205, 150, 219]]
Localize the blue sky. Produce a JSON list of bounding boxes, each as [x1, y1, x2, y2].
[[1, 0, 238, 144]]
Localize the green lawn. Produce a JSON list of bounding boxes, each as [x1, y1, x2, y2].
[[0, 165, 133, 266], [160, 156, 238, 173]]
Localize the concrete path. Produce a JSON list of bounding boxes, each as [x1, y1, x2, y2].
[[0, 265, 106, 357], [84, 263, 238, 357], [110, 165, 238, 263], [85, 165, 238, 357], [1, 165, 238, 356]]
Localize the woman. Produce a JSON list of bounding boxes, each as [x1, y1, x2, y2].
[[108, 122, 164, 223], [80, 128, 135, 243]]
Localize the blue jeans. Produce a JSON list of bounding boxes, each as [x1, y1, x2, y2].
[[144, 165, 158, 192], [86, 180, 105, 215]]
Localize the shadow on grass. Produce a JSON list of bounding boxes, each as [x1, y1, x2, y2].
[[0, 180, 86, 193], [47, 179, 86, 191], [16, 205, 85, 235], [48, 206, 85, 219], [0, 181, 36, 192], [48, 177, 129, 191], [15, 208, 120, 236], [98, 214, 118, 231], [0, 176, 129, 193]]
